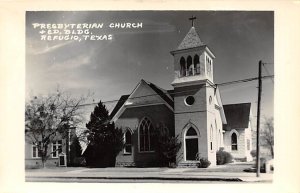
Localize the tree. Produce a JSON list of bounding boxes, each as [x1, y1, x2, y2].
[[25, 90, 87, 168], [69, 135, 83, 166], [261, 117, 274, 158], [83, 101, 123, 167], [154, 124, 181, 167]]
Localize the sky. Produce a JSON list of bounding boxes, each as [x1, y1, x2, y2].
[[26, 11, 274, 125]]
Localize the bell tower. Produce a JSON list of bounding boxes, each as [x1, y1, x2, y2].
[[171, 17, 217, 166]]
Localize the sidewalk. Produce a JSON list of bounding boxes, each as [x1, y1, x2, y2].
[[25, 166, 273, 182]]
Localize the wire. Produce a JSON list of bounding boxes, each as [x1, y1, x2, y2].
[[262, 64, 274, 83], [263, 62, 274, 65], [77, 75, 274, 107]]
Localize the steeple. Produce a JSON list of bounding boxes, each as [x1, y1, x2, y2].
[[170, 20, 215, 87], [171, 18, 220, 167], [177, 27, 205, 50]]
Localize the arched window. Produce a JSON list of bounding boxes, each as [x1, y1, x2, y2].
[[186, 127, 197, 136], [161, 127, 169, 136], [187, 56, 193, 76], [210, 125, 213, 151], [124, 129, 132, 154], [139, 117, 155, 152], [194, 55, 200, 74], [180, 57, 186, 77], [231, 133, 238, 151]]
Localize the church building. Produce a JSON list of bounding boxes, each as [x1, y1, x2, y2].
[[110, 20, 253, 167]]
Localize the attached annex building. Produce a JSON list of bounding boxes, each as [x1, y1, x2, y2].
[[110, 25, 253, 167]]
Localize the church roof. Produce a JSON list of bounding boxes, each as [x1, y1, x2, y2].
[[109, 80, 174, 120], [109, 94, 130, 119], [177, 27, 205, 50], [146, 82, 174, 108], [223, 103, 251, 130]]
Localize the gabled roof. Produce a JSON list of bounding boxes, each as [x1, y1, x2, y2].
[[177, 27, 205, 50], [146, 82, 173, 108], [109, 95, 129, 119], [110, 80, 174, 121], [223, 103, 251, 130], [167, 89, 175, 99]]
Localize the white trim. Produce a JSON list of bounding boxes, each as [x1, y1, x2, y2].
[[125, 102, 165, 109], [58, 153, 67, 166], [182, 122, 200, 161], [172, 79, 209, 88], [184, 95, 195, 106], [170, 45, 206, 55], [228, 129, 239, 138], [205, 46, 216, 59], [111, 81, 142, 122], [52, 140, 62, 158], [215, 87, 227, 124], [32, 143, 40, 158]]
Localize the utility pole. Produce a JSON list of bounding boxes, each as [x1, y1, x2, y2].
[[256, 60, 262, 177]]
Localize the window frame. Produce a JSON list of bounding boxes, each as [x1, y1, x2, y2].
[[52, 140, 62, 158], [184, 126, 200, 161], [124, 129, 132, 154], [184, 95, 195, 106], [138, 117, 155, 153], [231, 132, 238, 151], [32, 142, 42, 158]]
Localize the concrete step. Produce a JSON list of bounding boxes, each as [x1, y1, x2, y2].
[[178, 161, 199, 168]]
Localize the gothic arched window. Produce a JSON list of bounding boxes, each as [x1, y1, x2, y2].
[[186, 127, 197, 136], [210, 125, 213, 151], [139, 117, 155, 152], [194, 55, 200, 74], [124, 129, 132, 154], [187, 56, 193, 76], [231, 133, 238, 151], [180, 57, 186, 77]]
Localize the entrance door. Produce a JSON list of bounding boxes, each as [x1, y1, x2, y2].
[[186, 138, 198, 160], [185, 127, 199, 161]]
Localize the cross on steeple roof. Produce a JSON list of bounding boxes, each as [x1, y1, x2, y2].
[[189, 15, 197, 27]]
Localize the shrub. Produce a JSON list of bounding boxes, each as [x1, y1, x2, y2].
[[70, 157, 86, 167], [195, 153, 211, 168], [154, 125, 181, 167], [216, 149, 233, 165], [199, 158, 211, 168], [250, 150, 257, 158]]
